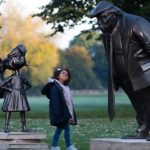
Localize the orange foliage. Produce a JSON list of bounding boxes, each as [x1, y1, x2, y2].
[[0, 2, 59, 86]]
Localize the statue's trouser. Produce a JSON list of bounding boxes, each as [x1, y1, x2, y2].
[[4, 111, 11, 132], [120, 79, 150, 136], [20, 111, 33, 132], [20, 111, 27, 131], [135, 87, 150, 134], [4, 111, 28, 132]]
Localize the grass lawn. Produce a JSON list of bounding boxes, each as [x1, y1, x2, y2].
[[29, 93, 135, 119], [0, 92, 135, 118], [0, 93, 137, 149], [0, 118, 137, 150]]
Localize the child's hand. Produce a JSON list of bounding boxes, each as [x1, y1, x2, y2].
[[68, 118, 74, 124]]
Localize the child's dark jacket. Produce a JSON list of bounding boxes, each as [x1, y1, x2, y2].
[[41, 80, 77, 128]]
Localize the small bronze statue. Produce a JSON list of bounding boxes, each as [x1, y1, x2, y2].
[[90, 1, 150, 139], [0, 44, 32, 133]]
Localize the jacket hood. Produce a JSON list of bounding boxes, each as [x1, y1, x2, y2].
[[48, 78, 54, 83]]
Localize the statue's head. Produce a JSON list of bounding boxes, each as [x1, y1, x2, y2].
[[2, 44, 28, 71], [8, 44, 27, 57], [90, 1, 122, 32]]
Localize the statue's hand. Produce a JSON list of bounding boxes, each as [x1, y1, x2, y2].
[[68, 118, 75, 124], [8, 88, 13, 92], [0, 86, 12, 92]]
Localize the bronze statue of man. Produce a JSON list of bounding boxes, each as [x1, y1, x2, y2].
[[90, 0, 150, 139]]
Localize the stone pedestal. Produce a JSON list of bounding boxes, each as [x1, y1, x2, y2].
[[0, 132, 49, 150], [90, 138, 150, 150]]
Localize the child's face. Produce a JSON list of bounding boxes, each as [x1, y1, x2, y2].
[[58, 70, 69, 83]]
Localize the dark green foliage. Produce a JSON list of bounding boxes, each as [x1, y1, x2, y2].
[[70, 31, 102, 48], [90, 43, 108, 88], [57, 46, 100, 89], [34, 0, 150, 35], [112, 0, 150, 21], [70, 32, 108, 88], [34, 0, 96, 36]]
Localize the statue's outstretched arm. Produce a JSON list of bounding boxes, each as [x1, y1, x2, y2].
[[23, 79, 32, 91]]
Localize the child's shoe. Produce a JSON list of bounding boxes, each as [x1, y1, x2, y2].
[[66, 145, 78, 150], [50, 146, 61, 150]]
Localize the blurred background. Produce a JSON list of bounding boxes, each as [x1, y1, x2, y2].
[[0, 0, 108, 94], [0, 0, 150, 149], [1, 0, 149, 94]]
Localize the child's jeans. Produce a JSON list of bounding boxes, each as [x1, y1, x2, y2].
[[52, 125, 71, 147]]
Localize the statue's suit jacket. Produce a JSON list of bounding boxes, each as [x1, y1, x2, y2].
[[102, 12, 150, 91]]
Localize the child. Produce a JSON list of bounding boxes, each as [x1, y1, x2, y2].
[[41, 68, 77, 150]]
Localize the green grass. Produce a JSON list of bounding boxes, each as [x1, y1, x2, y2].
[[0, 93, 135, 118], [30, 93, 135, 118], [0, 93, 137, 150], [0, 118, 137, 150]]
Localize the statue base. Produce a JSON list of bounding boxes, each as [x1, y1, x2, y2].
[[0, 132, 49, 150], [90, 138, 150, 150]]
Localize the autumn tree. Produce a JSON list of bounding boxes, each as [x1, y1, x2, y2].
[[70, 32, 108, 88], [34, 0, 150, 88], [0, 0, 3, 30], [57, 45, 100, 89], [0, 2, 59, 88]]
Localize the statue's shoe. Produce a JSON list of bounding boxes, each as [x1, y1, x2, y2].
[[4, 128, 10, 133], [21, 128, 35, 132], [122, 132, 149, 139], [146, 137, 150, 141]]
